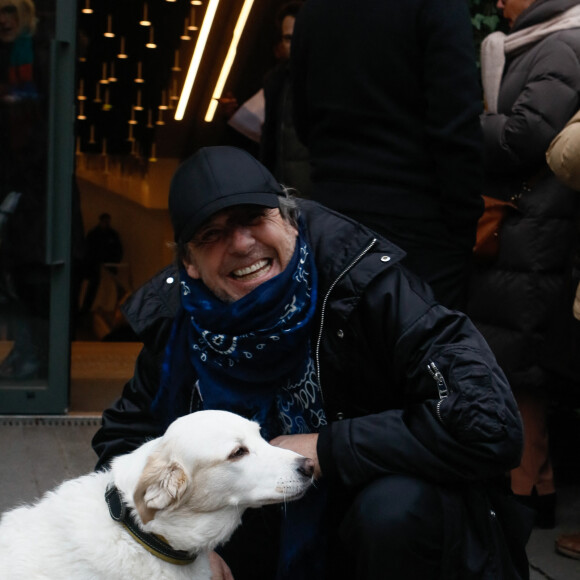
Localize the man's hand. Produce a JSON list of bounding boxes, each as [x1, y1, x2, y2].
[[269, 433, 322, 479], [208, 551, 234, 579]]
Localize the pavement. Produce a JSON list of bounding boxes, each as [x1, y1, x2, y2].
[[1, 411, 579, 579]]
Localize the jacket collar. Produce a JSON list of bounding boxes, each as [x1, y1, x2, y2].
[[105, 484, 197, 566]]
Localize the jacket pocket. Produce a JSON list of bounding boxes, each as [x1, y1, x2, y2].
[[426, 348, 508, 443]]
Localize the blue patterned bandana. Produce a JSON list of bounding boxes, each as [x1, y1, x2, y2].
[[153, 229, 326, 440], [153, 228, 328, 580]]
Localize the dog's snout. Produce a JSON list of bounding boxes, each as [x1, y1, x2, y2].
[[297, 458, 315, 478]]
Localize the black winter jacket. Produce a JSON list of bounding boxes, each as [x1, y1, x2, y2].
[[93, 200, 522, 490], [468, 0, 580, 395], [291, 0, 483, 251]]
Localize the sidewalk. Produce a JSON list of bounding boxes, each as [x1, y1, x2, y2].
[[1, 414, 579, 578]]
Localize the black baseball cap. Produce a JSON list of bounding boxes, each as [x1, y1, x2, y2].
[[169, 146, 284, 243]]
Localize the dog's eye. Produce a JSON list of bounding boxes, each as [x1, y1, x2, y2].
[[228, 446, 249, 460]]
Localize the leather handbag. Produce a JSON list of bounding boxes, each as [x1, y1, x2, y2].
[[473, 195, 517, 261]]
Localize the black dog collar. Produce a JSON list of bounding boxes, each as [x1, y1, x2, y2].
[[105, 484, 197, 566]]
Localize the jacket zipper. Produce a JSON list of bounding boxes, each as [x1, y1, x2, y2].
[[315, 238, 378, 404], [427, 361, 449, 423]]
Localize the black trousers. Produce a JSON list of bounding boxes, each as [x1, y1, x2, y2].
[[217, 474, 445, 580]]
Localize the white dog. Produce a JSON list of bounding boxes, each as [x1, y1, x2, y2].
[[0, 410, 314, 579]]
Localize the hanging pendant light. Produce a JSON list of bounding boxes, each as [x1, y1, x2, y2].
[[77, 79, 86, 101], [172, 50, 181, 72], [188, 7, 199, 31], [108, 61, 117, 82], [118, 36, 128, 59], [102, 88, 112, 111], [181, 19, 191, 41], [135, 61, 145, 84], [146, 27, 157, 49], [82, 0, 93, 14], [94, 82, 102, 103], [134, 90, 144, 111], [77, 101, 87, 121], [140, 3, 151, 26], [104, 14, 115, 38], [100, 62, 109, 84]]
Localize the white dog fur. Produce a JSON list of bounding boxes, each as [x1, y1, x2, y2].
[[0, 410, 314, 579]]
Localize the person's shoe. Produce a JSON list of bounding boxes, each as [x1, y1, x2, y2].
[[556, 534, 580, 559]]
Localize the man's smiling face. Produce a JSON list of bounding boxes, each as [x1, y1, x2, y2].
[[183, 206, 298, 303]]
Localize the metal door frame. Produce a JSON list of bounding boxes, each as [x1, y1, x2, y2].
[[0, 0, 77, 413]]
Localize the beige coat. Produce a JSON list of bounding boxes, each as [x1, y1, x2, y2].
[[547, 108, 580, 191]]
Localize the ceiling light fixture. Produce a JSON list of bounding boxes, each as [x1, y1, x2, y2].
[[146, 26, 157, 49], [104, 14, 115, 38], [149, 142, 158, 162], [204, 0, 255, 122], [77, 79, 86, 101], [99, 62, 109, 84], [159, 90, 169, 110], [140, 3, 151, 26], [172, 50, 181, 72], [188, 7, 198, 31], [102, 88, 112, 111], [135, 61, 145, 83], [174, 0, 220, 121], [82, 0, 93, 14], [108, 62, 117, 82], [77, 101, 87, 121], [134, 90, 144, 111], [180, 19, 191, 41], [118, 36, 128, 59]]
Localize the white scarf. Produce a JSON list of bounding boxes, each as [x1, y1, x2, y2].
[[481, 4, 580, 113]]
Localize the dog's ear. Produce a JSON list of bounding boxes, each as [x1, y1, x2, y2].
[[133, 453, 189, 524]]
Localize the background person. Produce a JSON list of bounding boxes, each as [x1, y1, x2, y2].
[[467, 0, 580, 529], [223, 1, 310, 195], [290, 0, 483, 310], [80, 212, 123, 315], [92, 146, 530, 580]]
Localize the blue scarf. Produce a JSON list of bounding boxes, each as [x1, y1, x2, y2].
[[153, 229, 327, 578], [153, 231, 326, 438]]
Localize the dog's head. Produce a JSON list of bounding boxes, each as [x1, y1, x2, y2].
[[133, 411, 314, 526]]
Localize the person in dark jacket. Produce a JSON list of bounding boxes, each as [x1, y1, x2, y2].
[[225, 1, 311, 194], [467, 0, 580, 529], [290, 0, 483, 310], [92, 147, 529, 579], [80, 212, 123, 314]]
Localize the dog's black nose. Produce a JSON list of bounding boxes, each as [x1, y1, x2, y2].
[[297, 458, 315, 478]]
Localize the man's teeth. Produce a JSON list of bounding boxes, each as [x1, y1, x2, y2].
[[233, 259, 269, 278]]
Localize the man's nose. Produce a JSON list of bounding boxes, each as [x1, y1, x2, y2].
[[228, 226, 254, 251]]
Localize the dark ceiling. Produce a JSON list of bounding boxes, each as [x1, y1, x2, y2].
[[75, 0, 286, 162]]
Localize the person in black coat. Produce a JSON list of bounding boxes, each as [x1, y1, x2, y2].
[[92, 146, 530, 579], [80, 212, 123, 314], [468, 0, 580, 529], [291, 0, 483, 310]]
